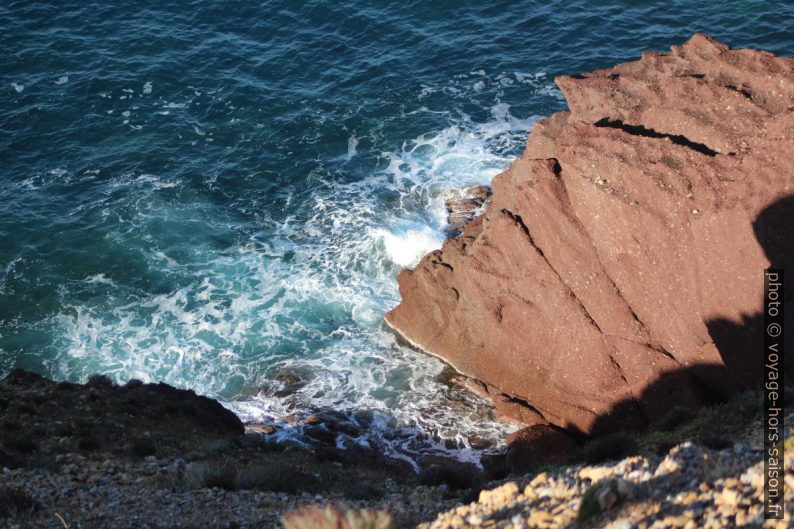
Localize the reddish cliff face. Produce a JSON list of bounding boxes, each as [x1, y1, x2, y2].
[[385, 34, 794, 435]]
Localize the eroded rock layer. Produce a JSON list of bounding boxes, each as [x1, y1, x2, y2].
[[385, 34, 794, 435]]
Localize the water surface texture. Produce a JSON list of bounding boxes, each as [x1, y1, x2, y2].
[[2, 1, 792, 463]]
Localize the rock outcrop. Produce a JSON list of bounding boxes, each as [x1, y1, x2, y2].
[[385, 34, 794, 435], [445, 185, 493, 237]]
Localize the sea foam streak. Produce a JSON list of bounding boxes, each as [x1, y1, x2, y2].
[[41, 90, 540, 465]]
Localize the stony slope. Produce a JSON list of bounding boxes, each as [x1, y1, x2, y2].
[[0, 370, 464, 529]]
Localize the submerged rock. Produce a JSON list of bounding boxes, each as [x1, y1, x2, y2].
[[386, 34, 794, 435], [444, 185, 492, 237]]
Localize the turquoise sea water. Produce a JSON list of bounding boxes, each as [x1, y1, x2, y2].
[[2, 1, 793, 463]]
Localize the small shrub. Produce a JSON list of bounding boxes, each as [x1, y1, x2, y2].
[[198, 462, 238, 491], [347, 480, 384, 501], [418, 462, 482, 490], [283, 505, 392, 529], [178, 461, 237, 491], [16, 401, 37, 415], [658, 406, 695, 431], [0, 488, 37, 519], [130, 438, 157, 457], [206, 439, 236, 455], [578, 433, 637, 465], [652, 438, 678, 455], [77, 433, 100, 452], [5, 436, 38, 455], [236, 462, 319, 494], [698, 432, 732, 450]]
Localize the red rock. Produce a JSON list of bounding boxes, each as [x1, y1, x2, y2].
[[385, 35, 794, 435]]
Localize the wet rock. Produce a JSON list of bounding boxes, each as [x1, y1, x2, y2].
[[245, 423, 278, 435], [444, 186, 492, 237], [259, 371, 308, 398], [464, 185, 492, 202]]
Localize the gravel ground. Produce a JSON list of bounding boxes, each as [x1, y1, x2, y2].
[[419, 416, 794, 529], [1, 454, 458, 529]]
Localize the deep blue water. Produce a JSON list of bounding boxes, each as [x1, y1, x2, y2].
[[2, 1, 793, 462]]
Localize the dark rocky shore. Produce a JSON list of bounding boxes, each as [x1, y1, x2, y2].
[[0, 369, 469, 528], [2, 35, 793, 528], [1, 369, 791, 528]]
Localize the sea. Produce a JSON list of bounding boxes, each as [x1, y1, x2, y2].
[[1, 0, 792, 466]]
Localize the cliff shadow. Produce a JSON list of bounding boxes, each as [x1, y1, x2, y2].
[[557, 195, 794, 526], [707, 194, 794, 390], [585, 194, 794, 437]]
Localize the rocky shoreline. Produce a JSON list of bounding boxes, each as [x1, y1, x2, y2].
[[2, 35, 793, 529], [1, 369, 791, 528], [0, 369, 465, 529]]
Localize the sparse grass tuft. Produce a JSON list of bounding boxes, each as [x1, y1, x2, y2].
[[0, 488, 37, 519], [282, 505, 392, 529], [172, 460, 321, 494], [578, 433, 636, 464], [236, 462, 319, 493], [346, 480, 384, 501], [698, 431, 733, 451], [77, 433, 101, 452], [4, 436, 38, 455], [130, 437, 157, 457], [657, 406, 695, 431], [190, 461, 238, 491]]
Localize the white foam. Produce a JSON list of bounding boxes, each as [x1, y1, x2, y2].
[[143, 82, 153, 94], [55, 75, 69, 85], [85, 273, 114, 286], [11, 82, 24, 93], [41, 77, 544, 465], [346, 134, 359, 160], [379, 226, 443, 268]]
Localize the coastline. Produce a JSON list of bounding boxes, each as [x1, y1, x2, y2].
[[2, 28, 793, 528], [1, 368, 791, 528]]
